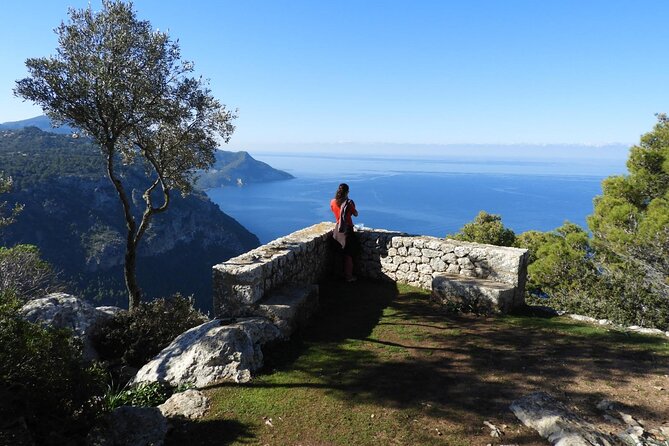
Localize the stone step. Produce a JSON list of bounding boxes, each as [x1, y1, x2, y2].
[[251, 284, 319, 338], [431, 273, 518, 314]]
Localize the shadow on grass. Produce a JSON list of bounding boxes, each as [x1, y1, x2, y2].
[[165, 419, 253, 446], [219, 278, 669, 426]]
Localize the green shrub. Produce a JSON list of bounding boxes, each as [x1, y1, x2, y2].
[[518, 222, 595, 297], [91, 293, 208, 368], [0, 244, 63, 301], [0, 291, 105, 444], [449, 210, 516, 246], [517, 223, 669, 330], [103, 381, 172, 411]]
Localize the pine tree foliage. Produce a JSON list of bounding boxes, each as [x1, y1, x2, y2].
[[588, 113, 669, 298]]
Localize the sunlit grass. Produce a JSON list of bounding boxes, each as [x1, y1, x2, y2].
[[167, 280, 668, 446]]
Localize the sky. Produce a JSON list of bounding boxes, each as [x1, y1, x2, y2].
[[1, 0, 668, 149]]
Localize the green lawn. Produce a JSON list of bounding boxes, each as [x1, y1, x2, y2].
[[167, 279, 669, 446]]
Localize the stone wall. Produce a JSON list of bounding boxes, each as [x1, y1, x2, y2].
[[356, 229, 529, 302], [212, 223, 529, 317], [213, 222, 335, 318]]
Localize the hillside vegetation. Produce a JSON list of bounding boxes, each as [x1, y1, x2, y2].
[[450, 115, 669, 330], [0, 127, 263, 310]]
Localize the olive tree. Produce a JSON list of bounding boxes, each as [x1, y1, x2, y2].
[[15, 1, 235, 310]]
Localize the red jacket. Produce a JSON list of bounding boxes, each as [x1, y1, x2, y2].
[[330, 198, 357, 227]]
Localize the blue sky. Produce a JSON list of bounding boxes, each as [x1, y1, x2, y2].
[[1, 1, 668, 147]]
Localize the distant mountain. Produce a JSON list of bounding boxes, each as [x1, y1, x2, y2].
[[0, 115, 76, 134], [0, 115, 294, 189], [196, 150, 294, 189], [0, 127, 260, 311]]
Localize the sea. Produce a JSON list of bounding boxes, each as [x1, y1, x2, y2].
[[206, 150, 629, 244]]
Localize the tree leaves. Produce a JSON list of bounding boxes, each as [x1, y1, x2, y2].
[[14, 0, 236, 309]]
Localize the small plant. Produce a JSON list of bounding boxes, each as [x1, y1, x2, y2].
[[102, 380, 196, 411], [102, 381, 173, 411]]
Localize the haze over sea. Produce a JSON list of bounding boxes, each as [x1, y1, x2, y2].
[[208, 145, 629, 244]]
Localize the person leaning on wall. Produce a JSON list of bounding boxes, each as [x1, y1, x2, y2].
[[330, 183, 360, 282]]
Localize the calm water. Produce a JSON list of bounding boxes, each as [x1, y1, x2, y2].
[[206, 152, 628, 244]]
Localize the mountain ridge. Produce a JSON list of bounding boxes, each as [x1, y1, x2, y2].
[[0, 116, 294, 189]]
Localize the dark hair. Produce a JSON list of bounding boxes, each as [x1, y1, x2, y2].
[[335, 183, 349, 205]]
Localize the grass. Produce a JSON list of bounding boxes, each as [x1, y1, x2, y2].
[[166, 279, 669, 446]]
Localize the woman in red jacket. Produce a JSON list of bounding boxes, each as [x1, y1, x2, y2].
[[330, 183, 359, 282]]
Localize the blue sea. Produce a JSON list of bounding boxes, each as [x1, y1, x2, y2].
[[206, 152, 628, 244]]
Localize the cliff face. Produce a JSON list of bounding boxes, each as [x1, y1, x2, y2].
[[0, 128, 260, 311]]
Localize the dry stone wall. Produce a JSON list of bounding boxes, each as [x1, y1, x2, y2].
[[213, 222, 528, 318], [213, 222, 335, 318], [356, 229, 529, 300]]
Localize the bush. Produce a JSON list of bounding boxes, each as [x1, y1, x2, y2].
[[91, 294, 208, 368], [517, 223, 669, 330], [0, 291, 105, 444], [103, 382, 171, 411], [0, 244, 63, 301], [449, 210, 516, 246]]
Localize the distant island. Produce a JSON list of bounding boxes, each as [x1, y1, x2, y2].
[[196, 150, 294, 189]]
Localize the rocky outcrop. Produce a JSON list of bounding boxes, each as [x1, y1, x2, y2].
[[510, 392, 616, 446], [20, 293, 122, 360], [86, 406, 167, 446], [132, 318, 281, 388]]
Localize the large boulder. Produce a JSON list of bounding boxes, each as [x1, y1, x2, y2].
[[19, 293, 122, 360], [86, 406, 167, 446], [132, 317, 281, 388]]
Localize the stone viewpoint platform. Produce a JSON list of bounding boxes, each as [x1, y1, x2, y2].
[[213, 223, 529, 323]]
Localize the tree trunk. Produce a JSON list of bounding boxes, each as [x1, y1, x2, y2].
[[105, 146, 143, 311], [125, 237, 142, 311]]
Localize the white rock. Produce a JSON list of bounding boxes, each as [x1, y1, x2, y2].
[[20, 293, 122, 361], [132, 318, 281, 388], [158, 389, 209, 420], [454, 246, 470, 257], [446, 264, 460, 274], [422, 248, 440, 258], [510, 392, 616, 446]]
